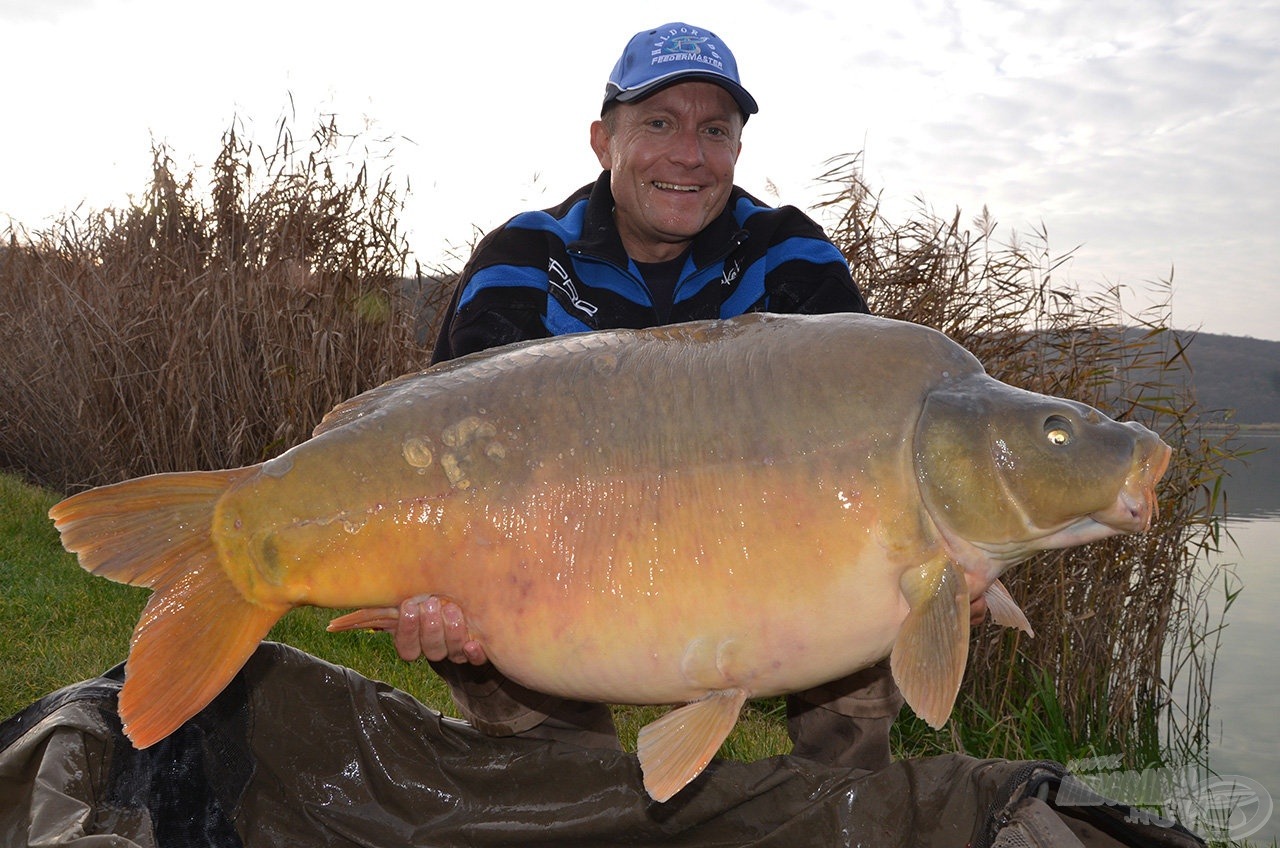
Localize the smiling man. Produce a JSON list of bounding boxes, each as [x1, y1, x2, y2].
[[429, 22, 868, 361], [410, 22, 901, 772]]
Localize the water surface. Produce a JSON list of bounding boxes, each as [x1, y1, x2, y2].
[[1201, 434, 1279, 842]]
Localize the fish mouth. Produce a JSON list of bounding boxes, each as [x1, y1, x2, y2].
[[1089, 435, 1172, 533], [1031, 433, 1173, 550]]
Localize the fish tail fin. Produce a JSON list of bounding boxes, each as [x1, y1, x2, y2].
[[49, 469, 288, 747]]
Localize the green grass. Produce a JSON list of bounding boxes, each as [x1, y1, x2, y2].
[[0, 474, 146, 713]]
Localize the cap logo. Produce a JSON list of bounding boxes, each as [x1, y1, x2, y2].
[[651, 26, 724, 73], [604, 22, 757, 116]]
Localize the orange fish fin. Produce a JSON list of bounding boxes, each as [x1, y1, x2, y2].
[[984, 578, 1035, 636], [50, 468, 252, 588], [891, 557, 970, 729], [327, 607, 401, 632], [120, 557, 286, 747], [635, 688, 748, 802], [49, 468, 288, 747]]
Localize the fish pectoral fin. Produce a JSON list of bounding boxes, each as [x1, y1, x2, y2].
[[891, 557, 970, 730], [984, 578, 1035, 636], [635, 688, 748, 803]]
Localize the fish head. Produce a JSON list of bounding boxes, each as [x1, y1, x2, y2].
[[913, 375, 1172, 570]]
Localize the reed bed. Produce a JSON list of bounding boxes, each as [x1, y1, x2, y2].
[[0, 128, 1233, 773], [0, 118, 444, 489]]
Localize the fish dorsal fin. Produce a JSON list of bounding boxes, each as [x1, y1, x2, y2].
[[312, 369, 432, 436], [891, 556, 970, 729], [635, 688, 748, 802], [313, 339, 553, 436], [985, 578, 1035, 636]]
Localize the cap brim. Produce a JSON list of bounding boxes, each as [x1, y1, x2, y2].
[[606, 72, 758, 117]]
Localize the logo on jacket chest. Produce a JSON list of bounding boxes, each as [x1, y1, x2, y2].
[[721, 258, 742, 287], [548, 258, 598, 317]]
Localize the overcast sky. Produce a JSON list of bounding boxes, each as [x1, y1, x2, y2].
[[3, 0, 1277, 340]]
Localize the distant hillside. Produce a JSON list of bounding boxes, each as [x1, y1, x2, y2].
[[1174, 330, 1280, 425]]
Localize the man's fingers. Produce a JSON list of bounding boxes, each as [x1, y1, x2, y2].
[[390, 594, 486, 665], [419, 596, 454, 662], [438, 599, 488, 664], [391, 597, 420, 661], [462, 641, 489, 666], [393, 595, 443, 662]]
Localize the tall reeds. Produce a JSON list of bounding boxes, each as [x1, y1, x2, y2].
[[0, 117, 443, 489]]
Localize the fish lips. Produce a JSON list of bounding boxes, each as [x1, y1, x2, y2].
[[1089, 424, 1171, 532]]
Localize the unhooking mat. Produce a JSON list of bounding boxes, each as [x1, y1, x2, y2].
[[0, 643, 1206, 847]]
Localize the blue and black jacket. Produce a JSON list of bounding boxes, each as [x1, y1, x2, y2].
[[431, 171, 867, 363]]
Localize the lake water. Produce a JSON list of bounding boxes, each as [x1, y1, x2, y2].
[[1198, 433, 1280, 842]]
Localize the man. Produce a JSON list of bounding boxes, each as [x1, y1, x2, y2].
[[383, 21, 909, 772]]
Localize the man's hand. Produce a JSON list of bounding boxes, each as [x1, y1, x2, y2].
[[327, 596, 488, 665], [395, 595, 488, 664]]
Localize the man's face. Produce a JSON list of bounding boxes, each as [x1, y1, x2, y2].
[[590, 82, 744, 263]]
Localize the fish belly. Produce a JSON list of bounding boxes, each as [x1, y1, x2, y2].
[[216, 421, 915, 706]]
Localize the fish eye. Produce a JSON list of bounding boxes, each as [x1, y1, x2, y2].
[[1044, 415, 1073, 446]]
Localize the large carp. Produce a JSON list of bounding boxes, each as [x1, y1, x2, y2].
[[50, 313, 1170, 802]]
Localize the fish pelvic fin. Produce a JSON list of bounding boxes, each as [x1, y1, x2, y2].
[[985, 578, 1035, 637], [636, 688, 748, 802], [49, 469, 289, 748], [891, 557, 970, 729]]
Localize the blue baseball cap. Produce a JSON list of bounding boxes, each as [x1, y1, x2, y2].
[[603, 23, 759, 119]]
